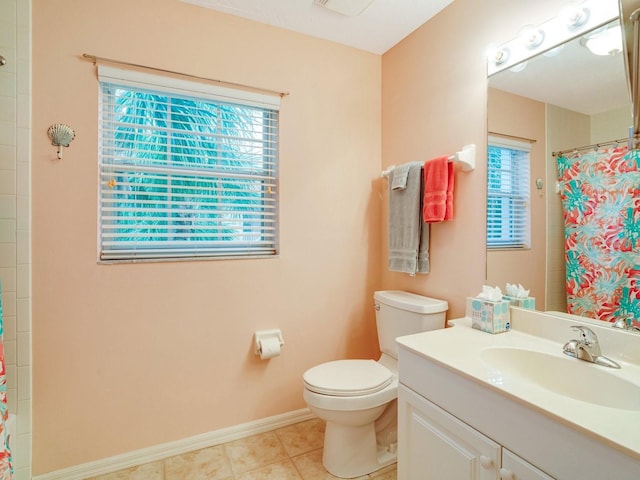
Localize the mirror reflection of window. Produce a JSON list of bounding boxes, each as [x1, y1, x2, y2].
[[487, 136, 531, 250]]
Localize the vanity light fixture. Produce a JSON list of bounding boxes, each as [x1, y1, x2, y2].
[[487, 0, 618, 76]]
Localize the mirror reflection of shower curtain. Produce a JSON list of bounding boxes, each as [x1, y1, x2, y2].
[[556, 146, 640, 326], [0, 283, 12, 479]]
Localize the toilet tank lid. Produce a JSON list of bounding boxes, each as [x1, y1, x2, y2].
[[374, 290, 448, 314]]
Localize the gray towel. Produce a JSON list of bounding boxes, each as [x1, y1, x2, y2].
[[388, 162, 430, 275], [391, 163, 412, 190]]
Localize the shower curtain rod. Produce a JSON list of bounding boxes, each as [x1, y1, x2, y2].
[[551, 137, 638, 157], [81, 53, 290, 98]]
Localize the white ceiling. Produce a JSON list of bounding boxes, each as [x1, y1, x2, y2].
[[180, 0, 454, 54], [180, 0, 630, 116]]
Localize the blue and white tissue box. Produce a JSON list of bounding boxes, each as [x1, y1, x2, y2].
[[466, 297, 510, 334], [502, 295, 536, 310]]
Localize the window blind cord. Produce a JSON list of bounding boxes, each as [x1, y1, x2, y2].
[[82, 53, 290, 99]]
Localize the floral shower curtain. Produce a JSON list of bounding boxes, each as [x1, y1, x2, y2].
[[556, 146, 640, 327], [0, 283, 12, 478]]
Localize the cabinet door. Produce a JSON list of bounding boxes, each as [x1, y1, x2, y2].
[[398, 384, 500, 480], [500, 449, 555, 480]]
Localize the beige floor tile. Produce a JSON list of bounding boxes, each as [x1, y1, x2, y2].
[[224, 431, 289, 475], [86, 460, 163, 480], [291, 449, 368, 480], [235, 459, 302, 480], [276, 418, 325, 457], [369, 463, 397, 480], [88, 419, 393, 480], [164, 444, 233, 480]]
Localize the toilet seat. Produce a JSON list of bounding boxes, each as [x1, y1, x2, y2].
[[303, 359, 393, 397]]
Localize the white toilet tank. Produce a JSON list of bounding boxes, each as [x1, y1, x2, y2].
[[374, 290, 448, 359]]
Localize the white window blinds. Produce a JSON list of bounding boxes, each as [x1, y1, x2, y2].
[[487, 136, 531, 249], [97, 66, 280, 261]]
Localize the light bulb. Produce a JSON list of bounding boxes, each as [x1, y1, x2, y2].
[[543, 44, 565, 57], [563, 4, 590, 29], [509, 61, 528, 73], [581, 25, 622, 56], [519, 25, 545, 49], [486, 44, 510, 66]]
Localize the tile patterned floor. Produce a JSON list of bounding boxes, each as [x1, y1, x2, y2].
[[86, 418, 397, 480]]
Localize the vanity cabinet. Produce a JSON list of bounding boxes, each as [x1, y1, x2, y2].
[[398, 384, 553, 480], [397, 314, 640, 479], [398, 384, 500, 479], [501, 449, 554, 480]]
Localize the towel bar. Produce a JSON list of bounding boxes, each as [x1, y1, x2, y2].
[[381, 144, 475, 177]]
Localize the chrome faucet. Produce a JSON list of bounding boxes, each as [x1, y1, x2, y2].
[[563, 325, 621, 369], [612, 316, 640, 333]]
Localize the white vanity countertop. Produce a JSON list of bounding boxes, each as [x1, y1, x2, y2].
[[396, 312, 640, 460]]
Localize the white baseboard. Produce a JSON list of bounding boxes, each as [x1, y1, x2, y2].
[[33, 408, 315, 480]]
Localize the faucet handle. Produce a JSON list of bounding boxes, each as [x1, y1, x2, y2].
[[612, 315, 639, 332], [570, 325, 599, 346], [612, 317, 629, 329]]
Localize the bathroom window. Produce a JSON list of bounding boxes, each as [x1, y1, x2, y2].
[[97, 66, 280, 261], [486, 137, 531, 249]]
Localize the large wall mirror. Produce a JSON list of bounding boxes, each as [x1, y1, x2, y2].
[[487, 11, 635, 323]]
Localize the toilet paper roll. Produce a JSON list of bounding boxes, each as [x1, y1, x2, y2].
[[258, 337, 281, 360]]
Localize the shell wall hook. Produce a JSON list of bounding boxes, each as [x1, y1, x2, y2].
[[47, 123, 75, 159]]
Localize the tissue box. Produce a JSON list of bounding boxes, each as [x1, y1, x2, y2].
[[503, 295, 536, 310], [466, 297, 510, 334]]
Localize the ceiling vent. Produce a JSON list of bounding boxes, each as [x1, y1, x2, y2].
[[313, 0, 375, 16]]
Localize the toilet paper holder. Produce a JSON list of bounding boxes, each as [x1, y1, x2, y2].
[[253, 329, 284, 356]]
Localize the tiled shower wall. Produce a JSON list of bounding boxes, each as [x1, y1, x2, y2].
[[0, 0, 32, 478]]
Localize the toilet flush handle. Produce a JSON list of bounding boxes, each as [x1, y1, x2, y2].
[[374, 303, 380, 311]]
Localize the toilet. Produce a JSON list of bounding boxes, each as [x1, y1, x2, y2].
[[303, 290, 448, 478]]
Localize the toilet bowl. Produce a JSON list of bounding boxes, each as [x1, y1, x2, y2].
[[302, 291, 448, 478], [304, 356, 399, 478]]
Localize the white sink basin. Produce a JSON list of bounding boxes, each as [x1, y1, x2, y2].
[[481, 346, 640, 411]]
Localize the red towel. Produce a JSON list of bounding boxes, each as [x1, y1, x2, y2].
[[445, 160, 454, 220], [422, 156, 454, 222]]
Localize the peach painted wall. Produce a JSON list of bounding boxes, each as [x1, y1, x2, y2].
[[380, 1, 487, 316], [486, 89, 547, 306], [380, 0, 564, 316], [32, 0, 381, 473]]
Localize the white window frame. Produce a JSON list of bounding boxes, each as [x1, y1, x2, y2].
[[486, 136, 531, 249], [97, 65, 280, 262]]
